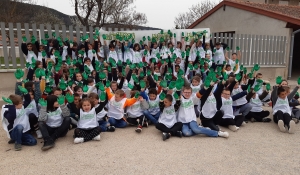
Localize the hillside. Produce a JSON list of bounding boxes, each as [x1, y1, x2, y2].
[[0, 1, 76, 26]]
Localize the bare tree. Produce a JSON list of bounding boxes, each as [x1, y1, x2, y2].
[[71, 0, 148, 27], [174, 0, 220, 29]]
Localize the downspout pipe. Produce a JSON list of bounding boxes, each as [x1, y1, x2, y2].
[[288, 29, 300, 79]]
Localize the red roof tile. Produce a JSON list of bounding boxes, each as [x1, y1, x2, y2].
[[188, 0, 300, 29]]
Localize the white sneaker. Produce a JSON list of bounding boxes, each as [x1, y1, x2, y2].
[[228, 125, 238, 132], [278, 120, 285, 132], [288, 120, 296, 134], [241, 121, 246, 126], [92, 135, 101, 141], [74, 137, 84, 144], [36, 130, 42, 139], [218, 131, 229, 138]]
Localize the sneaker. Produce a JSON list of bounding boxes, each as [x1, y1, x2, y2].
[[218, 131, 229, 138], [176, 131, 182, 138], [92, 135, 101, 141], [288, 120, 296, 134], [241, 121, 247, 126], [135, 125, 142, 133], [263, 102, 270, 107], [278, 120, 285, 132], [162, 132, 170, 141], [8, 139, 15, 144], [106, 126, 115, 132], [74, 137, 84, 144], [262, 118, 272, 122], [36, 130, 42, 139], [14, 143, 22, 151], [250, 118, 257, 122], [228, 125, 238, 132], [143, 121, 149, 128], [292, 118, 299, 124], [41, 138, 55, 151]]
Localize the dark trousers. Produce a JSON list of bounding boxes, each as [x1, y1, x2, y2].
[[273, 110, 291, 126], [127, 115, 145, 126], [74, 127, 101, 142], [28, 113, 39, 131], [200, 110, 224, 131], [155, 122, 183, 136], [39, 117, 71, 141], [219, 115, 245, 127], [245, 111, 270, 122]]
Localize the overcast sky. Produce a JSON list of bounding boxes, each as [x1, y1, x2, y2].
[[35, 0, 219, 29]]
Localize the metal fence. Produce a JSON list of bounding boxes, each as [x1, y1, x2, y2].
[[211, 32, 287, 66], [0, 22, 288, 69], [0, 22, 143, 69]]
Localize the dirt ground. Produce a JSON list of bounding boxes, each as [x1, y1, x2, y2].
[[0, 73, 300, 175]]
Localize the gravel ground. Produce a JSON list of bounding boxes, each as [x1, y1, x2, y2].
[[0, 73, 300, 175]]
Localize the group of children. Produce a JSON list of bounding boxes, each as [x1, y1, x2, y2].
[[1, 31, 299, 151]]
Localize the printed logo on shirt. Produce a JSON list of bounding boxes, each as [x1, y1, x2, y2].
[[80, 114, 94, 120], [149, 101, 159, 108], [132, 104, 140, 110], [17, 109, 25, 118], [26, 103, 35, 109], [48, 110, 62, 117], [252, 98, 260, 103], [165, 108, 175, 115], [223, 100, 232, 105], [207, 97, 216, 103], [192, 88, 200, 93], [278, 99, 288, 105], [112, 101, 122, 109], [181, 100, 193, 108]]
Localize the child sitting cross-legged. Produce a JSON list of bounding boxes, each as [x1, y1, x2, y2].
[[1, 87, 37, 151], [155, 92, 183, 141], [66, 90, 108, 143], [88, 92, 115, 132], [105, 81, 138, 129]]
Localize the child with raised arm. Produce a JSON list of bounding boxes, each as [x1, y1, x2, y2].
[[66, 91, 107, 144], [88, 93, 115, 132], [1, 88, 37, 151], [143, 88, 161, 124], [38, 95, 71, 151], [105, 81, 138, 128], [126, 90, 149, 133], [178, 86, 229, 138], [272, 84, 299, 133], [155, 93, 182, 141]]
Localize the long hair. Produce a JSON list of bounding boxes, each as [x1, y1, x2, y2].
[[46, 95, 58, 112]]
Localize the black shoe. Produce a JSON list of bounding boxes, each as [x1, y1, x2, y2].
[[176, 131, 182, 138], [107, 126, 115, 132], [41, 138, 55, 151], [262, 118, 272, 122], [162, 132, 170, 141], [15, 143, 22, 151], [8, 139, 15, 144]]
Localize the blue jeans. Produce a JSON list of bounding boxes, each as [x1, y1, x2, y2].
[[98, 120, 110, 132], [143, 110, 160, 124], [182, 121, 218, 137], [239, 103, 252, 116], [108, 118, 127, 128], [9, 125, 37, 145]]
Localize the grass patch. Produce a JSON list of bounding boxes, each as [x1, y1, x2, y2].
[[0, 57, 22, 69]]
